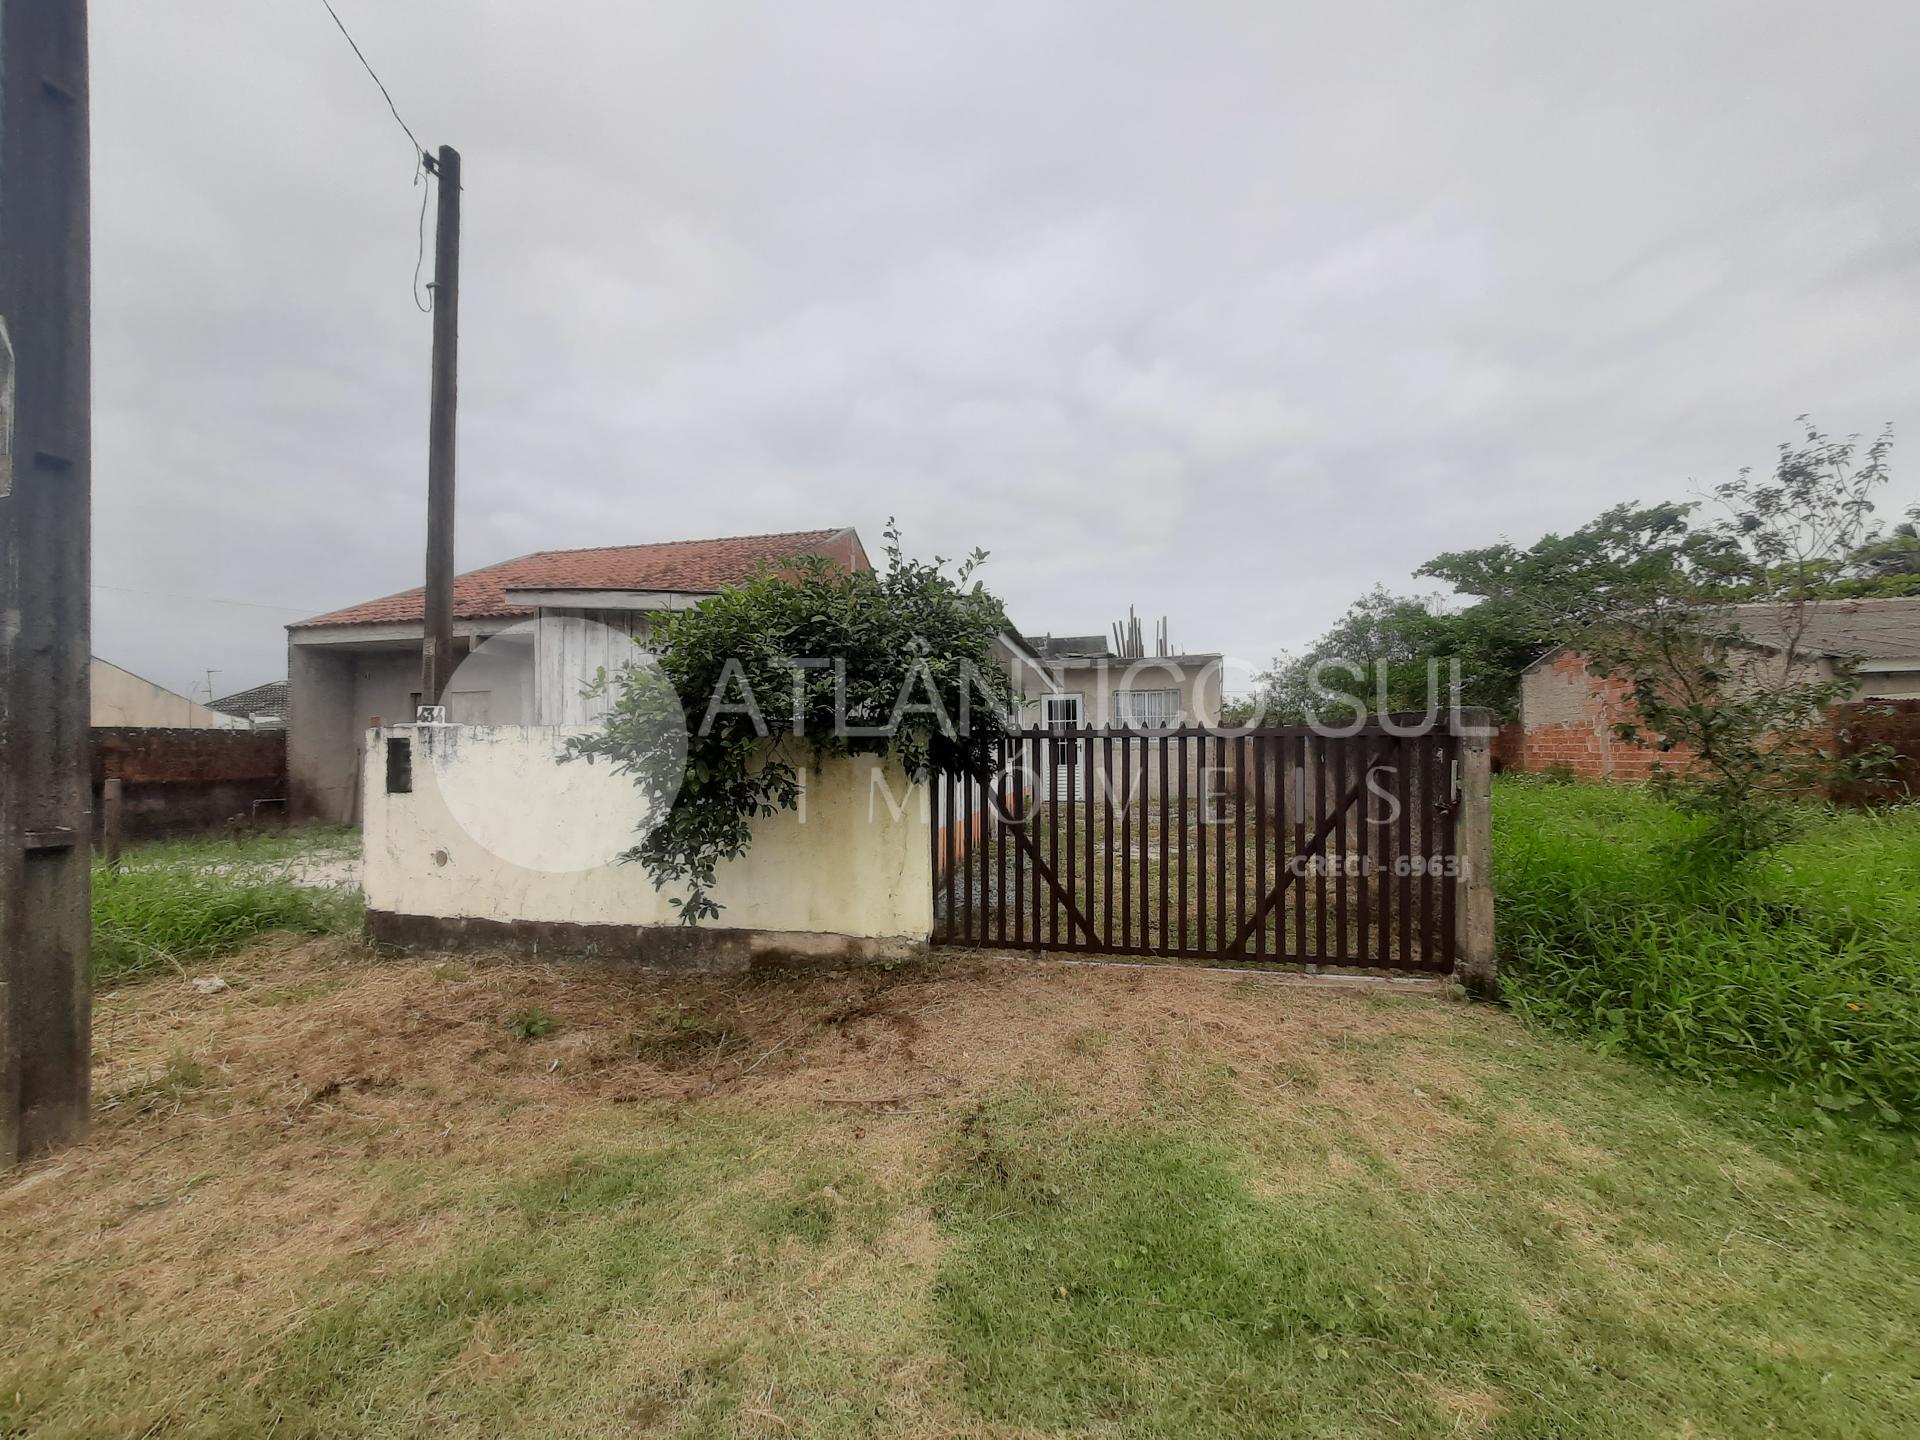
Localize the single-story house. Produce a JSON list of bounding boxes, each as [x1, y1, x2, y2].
[[1499, 596, 1920, 782], [287, 528, 875, 822], [286, 526, 1070, 823]]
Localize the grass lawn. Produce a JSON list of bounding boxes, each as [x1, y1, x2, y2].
[[5, 940, 1917, 1438]]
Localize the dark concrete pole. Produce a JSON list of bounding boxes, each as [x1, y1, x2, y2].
[[0, 0, 93, 1161], [419, 144, 460, 709]]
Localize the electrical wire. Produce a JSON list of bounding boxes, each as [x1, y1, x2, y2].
[[92, 583, 327, 616], [412, 151, 434, 312], [316, 0, 436, 311], [317, 0, 425, 161]]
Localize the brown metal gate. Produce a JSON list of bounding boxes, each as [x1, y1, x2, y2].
[[930, 725, 1462, 972]]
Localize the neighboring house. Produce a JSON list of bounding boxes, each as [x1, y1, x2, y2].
[[209, 678, 291, 728], [1014, 630, 1224, 802], [286, 527, 871, 822], [1021, 632, 1224, 731], [1500, 596, 1920, 782], [91, 658, 246, 730]]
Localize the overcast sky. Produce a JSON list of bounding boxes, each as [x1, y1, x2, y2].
[[91, 1, 1920, 702]]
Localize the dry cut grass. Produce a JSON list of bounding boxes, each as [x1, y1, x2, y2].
[[4, 936, 1917, 1438]]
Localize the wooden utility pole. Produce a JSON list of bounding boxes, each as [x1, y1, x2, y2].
[[0, 0, 93, 1162], [418, 144, 460, 709]]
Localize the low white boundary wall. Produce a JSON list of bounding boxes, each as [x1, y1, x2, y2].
[[361, 725, 932, 967]]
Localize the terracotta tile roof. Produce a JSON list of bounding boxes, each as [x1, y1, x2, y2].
[[291, 528, 856, 630]]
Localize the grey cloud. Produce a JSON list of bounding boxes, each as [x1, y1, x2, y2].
[[90, 0, 1920, 701]]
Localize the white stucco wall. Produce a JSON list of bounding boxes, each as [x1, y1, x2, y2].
[[362, 725, 932, 942]]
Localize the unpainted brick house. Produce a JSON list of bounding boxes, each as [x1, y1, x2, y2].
[[1497, 597, 1920, 784]]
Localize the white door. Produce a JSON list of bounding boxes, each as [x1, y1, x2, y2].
[[1045, 693, 1085, 801]]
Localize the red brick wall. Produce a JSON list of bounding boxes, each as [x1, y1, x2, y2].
[[90, 727, 288, 843], [92, 726, 285, 785], [1501, 651, 1695, 782], [1503, 654, 1920, 801], [1833, 699, 1920, 803]]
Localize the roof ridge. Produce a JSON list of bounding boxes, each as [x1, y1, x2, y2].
[[289, 526, 860, 630], [496, 527, 844, 565]]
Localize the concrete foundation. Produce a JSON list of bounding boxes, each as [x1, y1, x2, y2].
[[366, 910, 926, 973]]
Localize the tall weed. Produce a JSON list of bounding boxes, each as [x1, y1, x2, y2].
[[1495, 779, 1920, 1125], [92, 835, 362, 984]]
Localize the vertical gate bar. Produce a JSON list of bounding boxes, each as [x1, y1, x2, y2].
[[1052, 737, 1067, 952], [1272, 731, 1286, 958], [977, 771, 987, 945], [1234, 737, 1246, 958], [1064, 736, 1077, 949], [1214, 736, 1227, 956], [1011, 745, 1024, 949], [962, 773, 974, 946], [1441, 735, 1459, 971], [1355, 741, 1372, 964], [1410, 736, 1425, 968], [1421, 735, 1438, 969], [979, 770, 990, 946], [1136, 733, 1149, 951], [1252, 732, 1267, 956], [1413, 735, 1429, 968], [1103, 732, 1115, 949], [997, 757, 1009, 948], [1105, 737, 1121, 952], [1372, 741, 1390, 965], [1320, 737, 1336, 963], [1405, 737, 1420, 963], [1120, 734, 1132, 950], [1333, 739, 1349, 962], [1084, 728, 1095, 952], [930, 772, 942, 944], [943, 771, 956, 944], [1297, 737, 1313, 963], [1029, 735, 1042, 948], [1196, 732, 1208, 953], [1167, 737, 1182, 952], [1157, 733, 1170, 954], [1313, 734, 1329, 962]]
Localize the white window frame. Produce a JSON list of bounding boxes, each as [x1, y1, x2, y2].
[[1044, 692, 1084, 729], [1117, 687, 1181, 729]]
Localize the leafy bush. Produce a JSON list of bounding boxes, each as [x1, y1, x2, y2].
[[1495, 778, 1920, 1125], [93, 847, 362, 985], [568, 523, 1016, 923]]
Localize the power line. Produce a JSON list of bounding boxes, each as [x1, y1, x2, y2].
[[92, 583, 326, 615], [316, 0, 425, 162], [316, 0, 437, 310]]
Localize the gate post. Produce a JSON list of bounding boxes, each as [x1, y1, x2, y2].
[[1451, 708, 1497, 996]]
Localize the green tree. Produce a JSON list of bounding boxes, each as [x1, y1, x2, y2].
[[1577, 421, 1896, 857], [1254, 588, 1461, 724], [1848, 510, 1920, 581], [1269, 418, 1898, 854], [566, 524, 1017, 922]]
